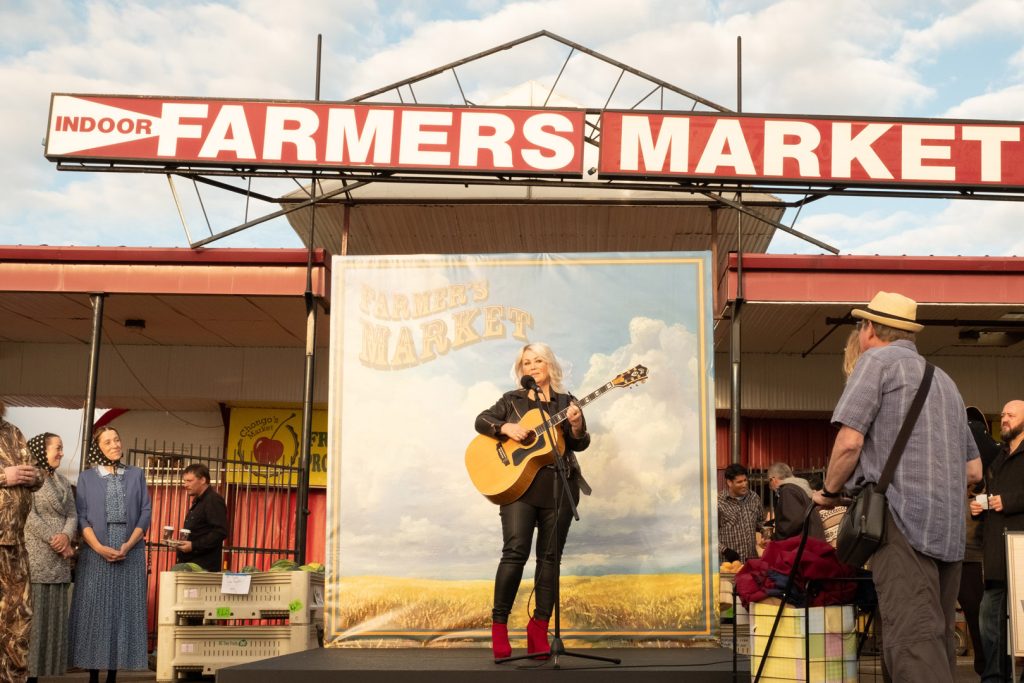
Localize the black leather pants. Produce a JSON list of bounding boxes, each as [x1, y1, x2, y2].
[[491, 498, 573, 623]]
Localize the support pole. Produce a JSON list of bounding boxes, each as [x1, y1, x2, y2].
[[730, 34, 744, 466], [295, 33, 323, 564], [80, 293, 105, 470]]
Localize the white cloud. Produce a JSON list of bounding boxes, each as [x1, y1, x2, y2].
[[3, 1, 1021, 260], [894, 0, 1024, 67], [944, 84, 1024, 119]]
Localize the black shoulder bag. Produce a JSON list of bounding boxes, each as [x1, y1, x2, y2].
[[836, 362, 935, 567]]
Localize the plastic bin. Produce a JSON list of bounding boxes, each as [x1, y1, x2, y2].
[[158, 571, 324, 624], [156, 622, 321, 681]]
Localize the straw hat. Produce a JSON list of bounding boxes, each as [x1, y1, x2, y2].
[[852, 291, 923, 333]]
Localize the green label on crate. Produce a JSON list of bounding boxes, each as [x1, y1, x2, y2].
[[289, 599, 303, 612], [215, 606, 232, 618]]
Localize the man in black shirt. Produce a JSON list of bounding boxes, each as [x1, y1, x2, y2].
[[176, 463, 228, 572], [972, 399, 1024, 683]]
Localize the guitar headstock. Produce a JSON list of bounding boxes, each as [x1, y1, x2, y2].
[[611, 364, 649, 388]]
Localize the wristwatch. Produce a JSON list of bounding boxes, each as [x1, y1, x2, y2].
[[821, 486, 841, 498]]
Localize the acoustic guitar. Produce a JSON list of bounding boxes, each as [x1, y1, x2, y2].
[[465, 365, 648, 504]]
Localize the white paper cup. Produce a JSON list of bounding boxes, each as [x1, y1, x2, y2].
[[162, 526, 174, 541], [179, 528, 191, 540], [976, 494, 989, 510]]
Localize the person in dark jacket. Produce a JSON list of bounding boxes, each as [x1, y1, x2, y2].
[[176, 463, 228, 572], [972, 399, 1024, 683], [475, 342, 590, 661], [962, 406, 999, 676], [766, 462, 824, 542]]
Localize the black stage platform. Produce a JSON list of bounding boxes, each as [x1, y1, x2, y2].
[[217, 647, 746, 683]]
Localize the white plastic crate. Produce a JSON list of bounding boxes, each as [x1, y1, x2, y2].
[[156, 622, 321, 681], [158, 571, 325, 624]]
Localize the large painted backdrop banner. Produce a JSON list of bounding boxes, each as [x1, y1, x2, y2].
[[325, 252, 717, 647]]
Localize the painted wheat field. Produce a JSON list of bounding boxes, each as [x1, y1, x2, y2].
[[326, 573, 713, 647]]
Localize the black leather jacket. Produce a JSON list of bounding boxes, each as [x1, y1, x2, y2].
[[475, 388, 592, 497]]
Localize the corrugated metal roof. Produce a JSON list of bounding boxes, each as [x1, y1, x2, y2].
[[282, 180, 784, 279]]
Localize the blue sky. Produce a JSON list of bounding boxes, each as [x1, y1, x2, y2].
[[4, 0, 1024, 463], [1, 0, 1022, 254]]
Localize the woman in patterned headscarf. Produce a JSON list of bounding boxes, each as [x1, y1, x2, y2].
[[24, 433, 76, 683], [66, 425, 150, 683]]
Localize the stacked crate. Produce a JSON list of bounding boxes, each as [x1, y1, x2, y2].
[[718, 571, 750, 654], [156, 571, 325, 681]]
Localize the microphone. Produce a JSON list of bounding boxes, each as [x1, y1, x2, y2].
[[520, 375, 538, 391]]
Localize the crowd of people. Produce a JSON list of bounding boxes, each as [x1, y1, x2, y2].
[[718, 290, 1024, 683], [0, 407, 227, 683]]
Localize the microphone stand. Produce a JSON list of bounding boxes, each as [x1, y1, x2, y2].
[[497, 378, 621, 668]]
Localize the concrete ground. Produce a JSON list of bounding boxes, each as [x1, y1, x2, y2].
[[37, 656, 984, 682]]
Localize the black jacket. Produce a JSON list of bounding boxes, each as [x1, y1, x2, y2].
[[475, 388, 592, 505], [177, 487, 228, 572], [771, 480, 825, 542], [978, 440, 1024, 583]]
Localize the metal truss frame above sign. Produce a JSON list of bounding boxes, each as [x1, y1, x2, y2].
[[42, 31, 1024, 251]]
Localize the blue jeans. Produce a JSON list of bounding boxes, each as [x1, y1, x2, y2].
[[980, 586, 1011, 682]]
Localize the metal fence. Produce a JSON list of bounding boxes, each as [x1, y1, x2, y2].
[[125, 439, 303, 647]]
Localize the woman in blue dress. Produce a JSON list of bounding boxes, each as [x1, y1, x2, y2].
[[67, 425, 151, 683]]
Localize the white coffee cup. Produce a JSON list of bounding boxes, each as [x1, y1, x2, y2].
[[976, 494, 989, 510]]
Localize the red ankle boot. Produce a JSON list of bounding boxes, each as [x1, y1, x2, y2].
[[491, 622, 512, 659], [526, 617, 550, 658]]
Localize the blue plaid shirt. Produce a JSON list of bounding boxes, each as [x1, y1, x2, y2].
[[832, 340, 978, 562]]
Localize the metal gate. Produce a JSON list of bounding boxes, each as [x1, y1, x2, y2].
[[125, 439, 303, 648]]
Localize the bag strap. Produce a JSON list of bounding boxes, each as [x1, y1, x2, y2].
[[876, 362, 934, 494]]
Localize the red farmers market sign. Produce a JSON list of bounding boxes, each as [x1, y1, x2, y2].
[[599, 111, 1024, 189], [45, 94, 586, 175]]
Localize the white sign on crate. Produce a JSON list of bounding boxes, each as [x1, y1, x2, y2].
[[221, 573, 253, 595]]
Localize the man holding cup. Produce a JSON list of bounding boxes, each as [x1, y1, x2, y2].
[[176, 464, 227, 572], [972, 399, 1024, 682]]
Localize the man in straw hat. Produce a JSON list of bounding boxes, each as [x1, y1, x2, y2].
[[813, 291, 982, 682]]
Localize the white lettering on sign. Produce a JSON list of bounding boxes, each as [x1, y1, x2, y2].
[[521, 113, 577, 170], [763, 120, 820, 177], [831, 122, 893, 179], [459, 112, 515, 167], [961, 126, 1020, 182], [695, 119, 755, 175], [399, 110, 453, 166], [264, 106, 320, 161], [601, 111, 1024, 187], [157, 103, 208, 156], [325, 108, 394, 164], [198, 105, 256, 159], [901, 124, 955, 181], [618, 115, 689, 172], [45, 95, 585, 174]]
